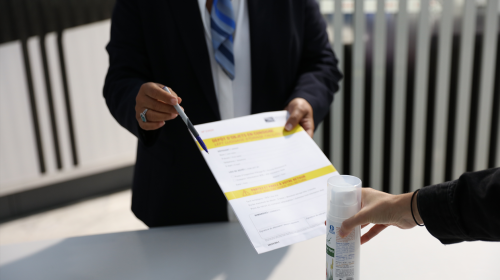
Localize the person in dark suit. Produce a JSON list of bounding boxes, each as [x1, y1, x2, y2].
[[103, 0, 342, 227]]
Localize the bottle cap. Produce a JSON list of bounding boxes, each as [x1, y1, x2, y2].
[[327, 175, 362, 219]]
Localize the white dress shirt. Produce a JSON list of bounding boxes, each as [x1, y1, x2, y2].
[[197, 0, 252, 120], [197, 0, 252, 221]]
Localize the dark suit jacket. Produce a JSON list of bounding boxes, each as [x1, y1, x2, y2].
[[103, 0, 342, 227]]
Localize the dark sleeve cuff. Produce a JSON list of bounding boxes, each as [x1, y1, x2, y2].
[[417, 180, 470, 244], [136, 122, 162, 147], [285, 90, 332, 129]]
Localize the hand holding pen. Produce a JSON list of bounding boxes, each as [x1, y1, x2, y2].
[[135, 82, 182, 130], [162, 86, 208, 153], [134, 82, 209, 153]]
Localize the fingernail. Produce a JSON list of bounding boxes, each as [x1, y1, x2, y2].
[[285, 124, 293, 131], [338, 228, 345, 237], [171, 98, 177, 104]]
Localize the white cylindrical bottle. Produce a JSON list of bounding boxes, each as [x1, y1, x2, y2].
[[326, 175, 362, 280]]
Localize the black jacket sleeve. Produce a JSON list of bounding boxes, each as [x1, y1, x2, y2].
[[417, 167, 500, 244], [103, 0, 160, 146], [286, 0, 342, 127]]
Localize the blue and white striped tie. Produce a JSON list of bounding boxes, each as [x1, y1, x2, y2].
[[210, 0, 235, 80]]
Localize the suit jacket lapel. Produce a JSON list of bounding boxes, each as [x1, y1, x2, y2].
[[167, 0, 220, 120]]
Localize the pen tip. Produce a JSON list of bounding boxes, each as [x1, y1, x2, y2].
[[195, 135, 209, 154]]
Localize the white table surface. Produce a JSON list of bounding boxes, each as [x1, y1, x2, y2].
[[0, 222, 499, 280]]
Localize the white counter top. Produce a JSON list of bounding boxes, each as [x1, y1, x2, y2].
[[1, 222, 498, 279]]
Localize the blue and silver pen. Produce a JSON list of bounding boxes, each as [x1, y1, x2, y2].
[[163, 86, 209, 154]]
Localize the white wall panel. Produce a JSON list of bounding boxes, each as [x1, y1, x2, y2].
[[331, 0, 344, 173], [370, 0, 387, 191], [0, 41, 40, 192], [390, 0, 409, 194], [64, 24, 101, 165], [431, 0, 454, 185], [452, 1, 476, 179], [63, 20, 136, 168], [474, 0, 499, 171]]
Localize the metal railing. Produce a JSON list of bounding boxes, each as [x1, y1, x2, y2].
[[317, 0, 500, 193]]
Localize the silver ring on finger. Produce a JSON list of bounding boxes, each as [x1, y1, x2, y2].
[[140, 109, 149, 123]]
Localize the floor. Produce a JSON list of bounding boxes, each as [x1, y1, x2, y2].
[[0, 189, 148, 245]]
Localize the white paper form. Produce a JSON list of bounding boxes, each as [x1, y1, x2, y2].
[[194, 111, 339, 253]]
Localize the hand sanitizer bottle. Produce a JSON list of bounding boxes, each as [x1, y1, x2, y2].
[[326, 175, 361, 280]]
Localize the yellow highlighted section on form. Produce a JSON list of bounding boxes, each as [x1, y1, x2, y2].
[[225, 165, 336, 200], [197, 126, 303, 150]]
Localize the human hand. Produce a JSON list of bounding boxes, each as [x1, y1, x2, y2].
[[338, 188, 423, 244], [135, 83, 182, 130], [285, 98, 314, 137]]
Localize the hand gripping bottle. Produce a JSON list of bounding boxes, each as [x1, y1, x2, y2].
[[326, 175, 361, 280]]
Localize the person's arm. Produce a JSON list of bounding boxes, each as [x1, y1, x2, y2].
[[418, 167, 500, 244], [284, 0, 342, 137], [103, 0, 180, 146], [338, 167, 500, 244]]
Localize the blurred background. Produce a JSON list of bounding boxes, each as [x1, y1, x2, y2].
[[0, 0, 499, 245]]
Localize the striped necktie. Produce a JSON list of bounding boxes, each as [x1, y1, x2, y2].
[[210, 0, 235, 80]]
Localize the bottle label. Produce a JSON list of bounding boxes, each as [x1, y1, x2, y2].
[[326, 220, 356, 280]]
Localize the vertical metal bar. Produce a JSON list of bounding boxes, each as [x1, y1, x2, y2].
[[496, 95, 500, 167], [452, 1, 476, 179], [474, 0, 499, 171], [382, 13, 396, 193], [431, 0, 454, 185], [322, 113, 331, 158], [390, 0, 408, 194], [343, 36, 353, 175], [402, 11, 418, 194], [57, 30, 79, 166], [444, 12, 463, 182], [45, 32, 73, 171], [465, 14, 484, 172], [313, 122, 324, 150], [370, 0, 386, 191], [38, 0, 64, 171], [363, 14, 374, 187], [423, 22, 438, 187], [331, 0, 344, 173], [410, 0, 430, 191], [492, 33, 500, 168], [28, 36, 57, 174], [351, 0, 365, 179], [40, 34, 64, 171], [497, 132, 500, 168]]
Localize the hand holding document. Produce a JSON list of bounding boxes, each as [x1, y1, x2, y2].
[[194, 111, 339, 253]]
